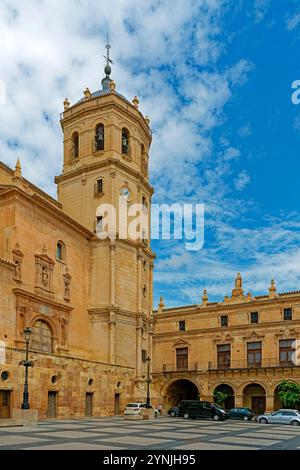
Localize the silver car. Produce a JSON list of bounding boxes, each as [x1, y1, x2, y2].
[[256, 409, 300, 426]]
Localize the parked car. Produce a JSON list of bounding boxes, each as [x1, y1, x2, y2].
[[228, 407, 254, 421], [256, 409, 300, 426], [124, 403, 159, 417], [168, 406, 180, 417], [179, 400, 227, 421]]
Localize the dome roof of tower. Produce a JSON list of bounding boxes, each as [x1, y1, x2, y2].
[[75, 88, 132, 107]]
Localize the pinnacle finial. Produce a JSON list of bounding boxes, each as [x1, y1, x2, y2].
[[102, 35, 114, 91], [14, 158, 22, 178], [158, 296, 165, 313]]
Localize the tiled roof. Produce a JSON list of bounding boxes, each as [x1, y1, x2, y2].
[[75, 89, 132, 107]]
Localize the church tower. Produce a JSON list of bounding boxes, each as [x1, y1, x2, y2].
[[55, 43, 155, 384]]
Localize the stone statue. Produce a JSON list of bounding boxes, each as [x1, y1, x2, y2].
[[41, 266, 48, 287], [235, 272, 242, 289], [15, 261, 21, 281], [64, 281, 70, 300]]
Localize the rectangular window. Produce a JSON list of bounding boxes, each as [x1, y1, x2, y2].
[[217, 344, 231, 369], [284, 308, 292, 321], [176, 347, 188, 371], [179, 320, 185, 332], [247, 341, 262, 367], [97, 179, 103, 194], [250, 312, 259, 324], [279, 339, 295, 365], [221, 315, 228, 327], [141, 349, 147, 363]]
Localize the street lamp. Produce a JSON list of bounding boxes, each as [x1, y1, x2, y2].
[[145, 356, 152, 408], [19, 327, 33, 410]]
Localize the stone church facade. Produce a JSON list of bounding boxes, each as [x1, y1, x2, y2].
[[0, 60, 154, 419], [1, 58, 300, 419]]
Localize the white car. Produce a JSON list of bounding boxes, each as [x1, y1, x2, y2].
[[124, 403, 159, 417]]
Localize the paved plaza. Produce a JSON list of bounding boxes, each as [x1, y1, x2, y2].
[[0, 416, 300, 450]]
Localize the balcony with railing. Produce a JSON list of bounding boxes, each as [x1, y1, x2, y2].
[[153, 358, 299, 375], [208, 358, 298, 371], [153, 362, 200, 374]]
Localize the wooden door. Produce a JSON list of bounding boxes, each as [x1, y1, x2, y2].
[[47, 391, 57, 418], [176, 348, 188, 370], [252, 396, 265, 415], [0, 391, 11, 419], [85, 393, 93, 417], [114, 394, 120, 415]]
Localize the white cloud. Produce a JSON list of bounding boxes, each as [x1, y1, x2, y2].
[[238, 123, 252, 137], [253, 0, 271, 23], [286, 12, 300, 31], [234, 170, 250, 191]]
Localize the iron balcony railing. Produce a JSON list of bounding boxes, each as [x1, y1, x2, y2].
[[157, 363, 199, 373], [153, 358, 298, 374], [208, 358, 298, 370]]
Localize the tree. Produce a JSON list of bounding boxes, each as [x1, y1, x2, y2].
[[277, 381, 300, 408], [213, 390, 229, 406]]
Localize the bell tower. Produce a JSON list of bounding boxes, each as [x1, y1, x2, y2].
[[55, 43, 155, 386]]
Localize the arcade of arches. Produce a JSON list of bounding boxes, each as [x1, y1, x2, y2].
[[163, 379, 290, 414]]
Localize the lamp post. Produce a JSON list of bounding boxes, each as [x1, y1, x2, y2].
[[19, 327, 33, 410], [146, 356, 151, 408]]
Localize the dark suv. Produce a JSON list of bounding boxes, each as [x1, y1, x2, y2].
[[179, 400, 227, 421], [228, 407, 254, 421]]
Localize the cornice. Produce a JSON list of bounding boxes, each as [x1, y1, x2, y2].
[[155, 293, 300, 318], [12, 288, 73, 312], [153, 319, 300, 342], [0, 161, 62, 209], [55, 157, 154, 194]]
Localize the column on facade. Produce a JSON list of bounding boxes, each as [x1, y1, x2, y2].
[[109, 311, 116, 364], [136, 248, 143, 378], [110, 166, 116, 237], [235, 394, 243, 408], [109, 240, 116, 305], [265, 394, 274, 412], [136, 317, 142, 379], [137, 248, 142, 313], [148, 261, 154, 316], [148, 322, 153, 373]]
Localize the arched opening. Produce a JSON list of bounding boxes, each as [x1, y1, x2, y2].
[[95, 123, 104, 151], [243, 383, 266, 415], [213, 384, 235, 410], [72, 132, 79, 158], [56, 240, 66, 261], [121, 128, 130, 155], [166, 379, 200, 408], [31, 320, 53, 353]]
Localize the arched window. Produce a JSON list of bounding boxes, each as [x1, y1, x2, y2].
[[95, 124, 104, 151], [31, 320, 53, 353], [56, 241, 66, 261], [72, 132, 79, 158], [122, 128, 130, 155]]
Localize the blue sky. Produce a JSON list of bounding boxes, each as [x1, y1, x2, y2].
[[1, 0, 300, 308]]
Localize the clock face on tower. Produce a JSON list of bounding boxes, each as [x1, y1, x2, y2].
[[120, 186, 131, 201]]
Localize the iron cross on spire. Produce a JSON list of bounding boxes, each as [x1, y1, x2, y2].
[[103, 34, 113, 66]]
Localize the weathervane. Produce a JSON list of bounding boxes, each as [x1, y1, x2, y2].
[[103, 33, 113, 67]]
